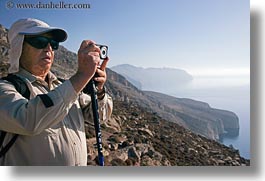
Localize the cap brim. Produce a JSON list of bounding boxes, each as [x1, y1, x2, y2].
[[19, 26, 67, 42]]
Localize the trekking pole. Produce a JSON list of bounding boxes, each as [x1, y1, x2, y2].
[[85, 44, 108, 166], [87, 79, 104, 166]]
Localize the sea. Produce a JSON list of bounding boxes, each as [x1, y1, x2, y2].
[[167, 76, 250, 159]]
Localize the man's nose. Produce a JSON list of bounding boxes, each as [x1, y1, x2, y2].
[[44, 43, 53, 51]]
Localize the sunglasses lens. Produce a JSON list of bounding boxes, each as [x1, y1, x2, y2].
[[50, 40, 59, 50], [25, 36, 59, 50]]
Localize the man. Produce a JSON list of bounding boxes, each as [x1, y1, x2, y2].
[[0, 18, 113, 166]]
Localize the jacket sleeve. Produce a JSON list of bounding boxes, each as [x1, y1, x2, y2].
[[0, 80, 78, 136], [79, 91, 113, 125]]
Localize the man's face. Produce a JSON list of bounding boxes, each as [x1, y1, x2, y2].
[[19, 33, 55, 78]]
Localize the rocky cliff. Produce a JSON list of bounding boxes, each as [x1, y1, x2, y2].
[[106, 68, 239, 141], [0, 24, 249, 165], [111, 64, 193, 91]]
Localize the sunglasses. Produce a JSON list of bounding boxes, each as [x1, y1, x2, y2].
[[24, 36, 59, 50]]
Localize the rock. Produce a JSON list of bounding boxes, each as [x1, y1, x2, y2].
[[188, 148, 198, 155], [110, 158, 127, 166], [110, 149, 128, 162], [102, 117, 121, 132], [128, 147, 141, 161], [138, 128, 154, 137]]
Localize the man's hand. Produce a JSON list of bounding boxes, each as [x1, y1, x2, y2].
[[94, 57, 109, 92], [70, 40, 103, 93], [77, 40, 101, 79]]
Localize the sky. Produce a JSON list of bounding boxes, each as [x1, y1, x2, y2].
[[0, 0, 250, 76]]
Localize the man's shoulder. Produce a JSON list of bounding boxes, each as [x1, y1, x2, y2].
[[0, 74, 30, 99]]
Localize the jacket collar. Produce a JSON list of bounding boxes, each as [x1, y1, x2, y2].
[[16, 68, 59, 87]]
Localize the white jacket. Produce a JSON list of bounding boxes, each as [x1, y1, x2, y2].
[[0, 68, 113, 166]]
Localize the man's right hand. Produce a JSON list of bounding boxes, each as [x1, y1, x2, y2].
[[70, 40, 101, 93]]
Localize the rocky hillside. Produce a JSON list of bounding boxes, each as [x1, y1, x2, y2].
[[0, 24, 9, 77], [87, 100, 249, 166], [0, 24, 249, 166]]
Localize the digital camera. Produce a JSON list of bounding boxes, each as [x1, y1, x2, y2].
[[96, 44, 108, 60]]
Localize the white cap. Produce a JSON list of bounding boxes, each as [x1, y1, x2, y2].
[[7, 18, 68, 73]]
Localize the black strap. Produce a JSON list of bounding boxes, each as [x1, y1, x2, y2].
[[0, 132, 7, 148], [38, 94, 54, 108], [57, 77, 65, 83], [0, 133, 18, 158], [2, 74, 30, 99]]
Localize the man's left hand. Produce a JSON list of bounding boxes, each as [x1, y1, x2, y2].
[[94, 57, 109, 92]]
